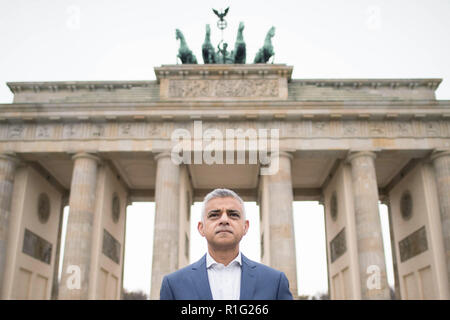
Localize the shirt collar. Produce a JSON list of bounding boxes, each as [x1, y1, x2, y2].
[[206, 251, 242, 269]]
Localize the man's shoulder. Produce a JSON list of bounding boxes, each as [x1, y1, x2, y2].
[[243, 256, 286, 278], [164, 256, 205, 281], [243, 256, 293, 300]]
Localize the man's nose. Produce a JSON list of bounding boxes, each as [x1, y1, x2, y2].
[[218, 211, 230, 224]]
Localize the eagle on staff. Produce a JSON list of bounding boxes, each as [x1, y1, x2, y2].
[[212, 7, 229, 21], [176, 6, 275, 64]]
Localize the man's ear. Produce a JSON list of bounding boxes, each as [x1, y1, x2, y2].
[[243, 220, 249, 236], [198, 221, 205, 237]]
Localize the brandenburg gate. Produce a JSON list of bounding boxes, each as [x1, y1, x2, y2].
[[0, 63, 449, 300]]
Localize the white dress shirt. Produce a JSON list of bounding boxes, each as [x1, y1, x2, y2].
[[206, 251, 242, 300]]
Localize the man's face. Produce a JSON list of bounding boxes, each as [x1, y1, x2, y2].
[[198, 197, 249, 251]]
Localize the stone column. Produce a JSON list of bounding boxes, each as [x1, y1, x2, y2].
[[59, 153, 100, 300], [431, 150, 450, 292], [51, 195, 68, 300], [150, 152, 180, 300], [347, 151, 390, 299], [383, 199, 401, 299], [259, 174, 271, 266], [0, 153, 19, 296], [265, 151, 298, 297]]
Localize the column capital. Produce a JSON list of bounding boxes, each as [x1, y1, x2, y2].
[[430, 150, 450, 162], [126, 195, 132, 206], [318, 195, 325, 206], [72, 152, 101, 164], [346, 150, 377, 163], [270, 151, 294, 161], [380, 196, 390, 206], [0, 152, 21, 166], [153, 151, 173, 162]]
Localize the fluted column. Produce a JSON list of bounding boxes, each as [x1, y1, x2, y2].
[[431, 150, 450, 292], [383, 199, 401, 299], [265, 151, 298, 297], [347, 151, 389, 299], [59, 152, 100, 299], [0, 153, 20, 296], [150, 152, 180, 300]]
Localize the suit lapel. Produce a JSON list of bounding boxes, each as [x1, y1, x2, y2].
[[191, 254, 213, 300], [240, 254, 257, 300]]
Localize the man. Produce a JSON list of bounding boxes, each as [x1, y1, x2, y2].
[[160, 188, 293, 300]]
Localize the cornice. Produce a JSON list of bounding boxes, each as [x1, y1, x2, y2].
[[154, 64, 293, 82], [7, 78, 442, 94], [0, 100, 449, 122], [289, 78, 442, 90], [7, 80, 158, 94]]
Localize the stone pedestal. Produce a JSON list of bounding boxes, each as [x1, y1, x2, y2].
[[0, 153, 19, 296], [347, 151, 390, 299], [59, 153, 100, 300], [150, 152, 180, 300], [155, 64, 293, 101], [431, 150, 450, 292], [264, 151, 298, 297]]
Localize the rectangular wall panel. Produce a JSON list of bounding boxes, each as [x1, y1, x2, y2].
[[419, 266, 435, 299], [403, 272, 419, 300], [332, 273, 342, 299], [342, 267, 351, 299], [97, 268, 108, 300], [31, 274, 48, 300], [14, 268, 32, 299], [108, 275, 118, 300]]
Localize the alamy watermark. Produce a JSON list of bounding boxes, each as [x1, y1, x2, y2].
[[65, 265, 81, 290], [66, 5, 81, 30], [365, 5, 382, 31], [171, 121, 280, 175], [366, 265, 381, 290]]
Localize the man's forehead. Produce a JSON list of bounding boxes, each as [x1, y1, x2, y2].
[[205, 197, 243, 211]]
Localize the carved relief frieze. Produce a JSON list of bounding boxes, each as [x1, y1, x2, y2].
[[148, 122, 162, 137], [424, 121, 441, 137], [285, 121, 302, 137], [391, 121, 414, 137], [443, 119, 450, 136], [7, 123, 25, 139], [0, 124, 7, 140], [89, 123, 106, 138], [118, 122, 135, 137], [63, 123, 83, 139], [312, 121, 329, 137], [368, 121, 387, 137], [0, 119, 449, 143], [342, 120, 361, 137], [35, 124, 54, 139], [168, 79, 279, 99]]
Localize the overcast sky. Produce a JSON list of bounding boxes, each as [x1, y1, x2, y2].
[[3, 0, 449, 298], [1, 0, 449, 102]]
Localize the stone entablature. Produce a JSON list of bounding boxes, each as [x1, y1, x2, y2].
[[5, 64, 442, 103], [7, 81, 160, 104], [154, 64, 293, 80], [0, 120, 450, 147], [1, 100, 449, 121], [288, 79, 440, 101]]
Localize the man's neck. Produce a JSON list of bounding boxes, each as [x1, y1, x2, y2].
[[208, 247, 240, 266]]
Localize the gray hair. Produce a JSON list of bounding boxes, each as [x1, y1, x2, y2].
[[200, 188, 246, 222]]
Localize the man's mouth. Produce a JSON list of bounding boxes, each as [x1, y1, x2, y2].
[[216, 230, 233, 234]]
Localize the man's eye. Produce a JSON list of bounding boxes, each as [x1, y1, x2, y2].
[[208, 213, 219, 218]]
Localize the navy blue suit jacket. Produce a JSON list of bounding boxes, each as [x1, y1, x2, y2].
[[160, 254, 293, 300]]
